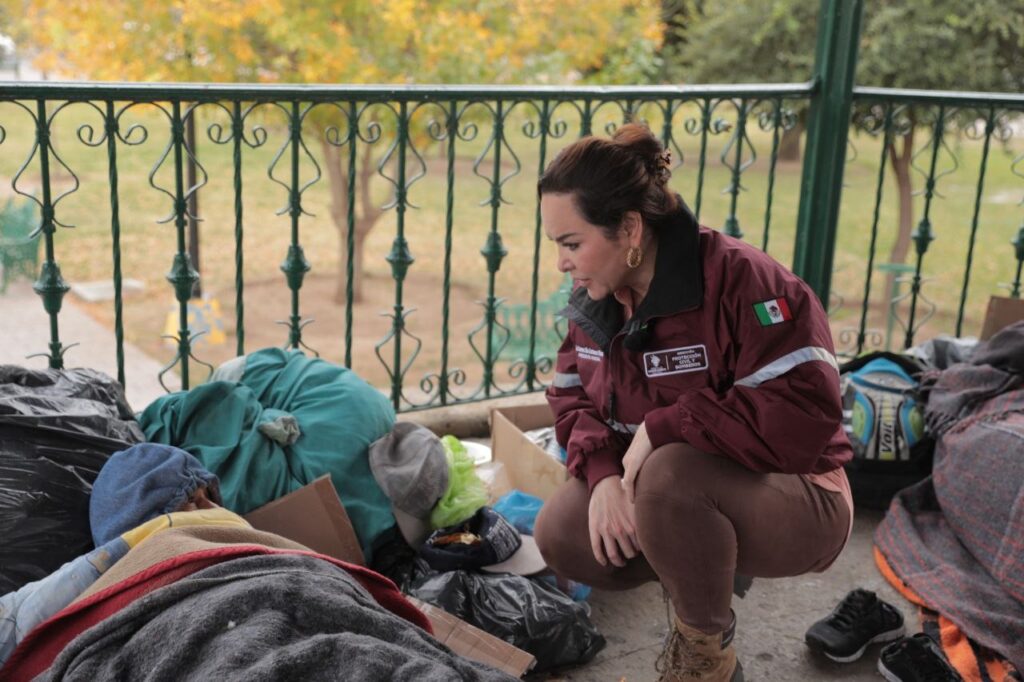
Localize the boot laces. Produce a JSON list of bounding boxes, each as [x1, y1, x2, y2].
[[655, 588, 717, 678], [656, 587, 677, 674], [655, 627, 716, 677], [655, 626, 682, 675]]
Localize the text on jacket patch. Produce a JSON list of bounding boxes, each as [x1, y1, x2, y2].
[[575, 345, 604, 363], [643, 344, 709, 377]]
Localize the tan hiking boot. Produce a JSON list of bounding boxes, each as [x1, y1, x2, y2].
[[655, 612, 744, 682]]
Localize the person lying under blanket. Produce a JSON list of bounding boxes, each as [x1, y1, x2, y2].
[[0, 444, 515, 681], [0, 444, 225, 663]]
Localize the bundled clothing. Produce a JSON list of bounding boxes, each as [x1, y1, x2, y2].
[[917, 322, 1024, 436], [139, 348, 396, 561], [875, 321, 1024, 672]]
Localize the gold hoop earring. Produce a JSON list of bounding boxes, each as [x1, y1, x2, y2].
[[626, 246, 642, 269]]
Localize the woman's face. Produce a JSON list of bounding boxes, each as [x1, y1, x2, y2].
[[541, 192, 632, 301], [176, 486, 220, 512]]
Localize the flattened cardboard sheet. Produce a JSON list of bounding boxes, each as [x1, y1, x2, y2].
[[980, 296, 1024, 341], [244, 474, 365, 566], [409, 597, 535, 677]]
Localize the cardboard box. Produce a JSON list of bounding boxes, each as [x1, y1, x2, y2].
[[489, 403, 568, 501], [409, 598, 536, 677], [980, 295, 1024, 341], [244, 474, 365, 566], [245, 476, 536, 677]]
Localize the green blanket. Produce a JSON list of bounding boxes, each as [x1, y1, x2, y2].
[[139, 348, 395, 561]]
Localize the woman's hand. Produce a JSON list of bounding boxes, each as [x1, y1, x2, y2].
[[588, 475, 640, 567], [621, 422, 653, 504]]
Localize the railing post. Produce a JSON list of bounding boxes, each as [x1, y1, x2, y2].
[[792, 0, 863, 304]]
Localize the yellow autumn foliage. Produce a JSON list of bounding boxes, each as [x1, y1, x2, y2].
[[9, 0, 663, 85]]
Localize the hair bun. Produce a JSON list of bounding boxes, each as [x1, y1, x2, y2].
[[610, 123, 672, 188], [646, 150, 672, 187], [538, 120, 679, 230]]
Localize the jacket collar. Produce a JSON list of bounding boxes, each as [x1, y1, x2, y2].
[[562, 200, 704, 351]]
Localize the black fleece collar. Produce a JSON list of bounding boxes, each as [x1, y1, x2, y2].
[[562, 200, 704, 351]]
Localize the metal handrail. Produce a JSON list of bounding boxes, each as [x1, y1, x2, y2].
[[0, 81, 817, 102], [853, 86, 1024, 107]]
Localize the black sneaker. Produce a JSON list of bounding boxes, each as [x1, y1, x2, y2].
[[877, 633, 962, 681], [805, 588, 906, 662]]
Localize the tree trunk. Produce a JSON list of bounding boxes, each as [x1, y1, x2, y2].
[[322, 138, 383, 304], [345, 230, 368, 302], [336, 214, 373, 306], [777, 120, 803, 162], [883, 126, 915, 311], [336, 227, 368, 305], [322, 140, 355, 302]]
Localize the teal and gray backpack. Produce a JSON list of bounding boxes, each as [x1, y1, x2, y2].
[[839, 352, 934, 509]]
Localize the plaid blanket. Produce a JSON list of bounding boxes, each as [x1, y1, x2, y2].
[[917, 322, 1024, 436], [876, 322, 1024, 670]]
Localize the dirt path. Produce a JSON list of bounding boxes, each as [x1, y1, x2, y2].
[[0, 280, 178, 411]]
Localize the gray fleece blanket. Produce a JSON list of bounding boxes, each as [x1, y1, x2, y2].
[[38, 554, 517, 682]]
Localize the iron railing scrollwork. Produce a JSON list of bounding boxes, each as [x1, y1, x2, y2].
[[2, 82, 1022, 412]]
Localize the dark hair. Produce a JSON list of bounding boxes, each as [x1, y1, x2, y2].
[[537, 122, 679, 238]]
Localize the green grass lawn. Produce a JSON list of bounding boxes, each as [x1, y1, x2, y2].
[[1, 98, 1021, 396]]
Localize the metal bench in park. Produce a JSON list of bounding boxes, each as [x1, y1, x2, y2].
[[0, 198, 39, 295]]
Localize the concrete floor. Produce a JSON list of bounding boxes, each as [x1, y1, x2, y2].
[[535, 509, 912, 682]]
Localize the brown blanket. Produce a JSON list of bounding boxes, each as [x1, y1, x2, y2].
[[74, 525, 309, 603]]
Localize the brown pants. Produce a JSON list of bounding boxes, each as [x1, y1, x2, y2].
[[534, 443, 850, 634]]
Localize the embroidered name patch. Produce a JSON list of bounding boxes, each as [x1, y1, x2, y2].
[[575, 345, 604, 363], [753, 297, 793, 326], [643, 344, 708, 377]]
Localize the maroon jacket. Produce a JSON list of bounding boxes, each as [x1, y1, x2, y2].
[[547, 204, 852, 492]]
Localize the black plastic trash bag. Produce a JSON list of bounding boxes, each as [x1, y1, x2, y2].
[[408, 569, 606, 672], [0, 366, 144, 593]]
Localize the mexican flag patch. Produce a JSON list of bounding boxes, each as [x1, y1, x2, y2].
[[753, 297, 792, 326]]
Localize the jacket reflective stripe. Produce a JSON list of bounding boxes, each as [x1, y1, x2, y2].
[[734, 346, 838, 388], [606, 419, 640, 435], [552, 372, 582, 388]]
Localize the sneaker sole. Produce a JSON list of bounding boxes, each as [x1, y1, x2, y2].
[[877, 655, 906, 682], [819, 625, 907, 663]]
